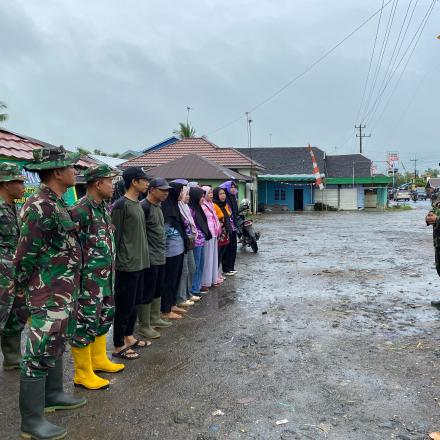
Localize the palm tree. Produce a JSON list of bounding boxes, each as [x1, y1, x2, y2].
[[0, 101, 8, 123], [173, 122, 196, 138]]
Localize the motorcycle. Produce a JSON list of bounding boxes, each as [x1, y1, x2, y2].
[[236, 199, 260, 253]]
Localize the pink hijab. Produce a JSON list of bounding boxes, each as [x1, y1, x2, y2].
[[178, 186, 197, 235], [201, 186, 221, 237]]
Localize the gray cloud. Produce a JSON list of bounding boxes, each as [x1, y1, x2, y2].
[[0, 0, 438, 171]]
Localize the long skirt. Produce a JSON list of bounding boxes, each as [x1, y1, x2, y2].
[[201, 238, 218, 287], [176, 250, 196, 304]]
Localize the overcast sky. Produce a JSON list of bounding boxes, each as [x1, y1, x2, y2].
[[0, 0, 439, 172]]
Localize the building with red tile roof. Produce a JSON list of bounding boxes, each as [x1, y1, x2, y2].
[[120, 137, 264, 171]]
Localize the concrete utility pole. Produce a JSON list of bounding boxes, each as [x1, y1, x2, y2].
[[410, 156, 418, 182], [355, 124, 371, 154]]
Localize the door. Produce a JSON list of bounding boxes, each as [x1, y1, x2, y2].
[[339, 188, 358, 210], [294, 189, 304, 210]]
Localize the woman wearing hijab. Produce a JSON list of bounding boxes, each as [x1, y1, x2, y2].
[[176, 186, 200, 307], [160, 182, 187, 319], [219, 181, 239, 276], [189, 187, 212, 295], [201, 186, 221, 289], [213, 187, 232, 281]]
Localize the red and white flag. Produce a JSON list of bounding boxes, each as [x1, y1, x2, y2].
[[308, 144, 324, 190]]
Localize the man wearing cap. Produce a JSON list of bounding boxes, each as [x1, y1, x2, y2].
[[14, 146, 86, 440], [111, 166, 150, 360], [0, 162, 28, 371], [69, 164, 124, 390], [138, 178, 173, 339]]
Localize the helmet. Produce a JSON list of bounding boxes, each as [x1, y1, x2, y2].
[[240, 199, 251, 209]]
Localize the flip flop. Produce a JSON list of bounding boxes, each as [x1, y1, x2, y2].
[[129, 339, 151, 349], [112, 347, 140, 360]]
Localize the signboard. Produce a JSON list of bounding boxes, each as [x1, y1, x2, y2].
[[370, 163, 378, 176], [387, 152, 399, 174]]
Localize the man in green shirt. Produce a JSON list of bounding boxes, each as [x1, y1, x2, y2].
[[111, 167, 150, 360], [138, 178, 173, 339]]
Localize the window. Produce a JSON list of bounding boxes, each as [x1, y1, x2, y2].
[[274, 189, 286, 201]]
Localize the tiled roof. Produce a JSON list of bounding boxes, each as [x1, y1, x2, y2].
[[324, 154, 372, 178], [237, 147, 374, 179], [120, 137, 264, 169], [147, 154, 252, 181], [0, 128, 47, 160], [0, 128, 95, 168], [237, 147, 326, 175]]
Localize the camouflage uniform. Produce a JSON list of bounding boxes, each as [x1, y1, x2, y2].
[[14, 148, 81, 378], [69, 165, 117, 348], [431, 191, 440, 277], [0, 195, 28, 337]]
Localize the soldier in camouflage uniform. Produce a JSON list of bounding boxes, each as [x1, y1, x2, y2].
[[0, 162, 28, 370], [14, 147, 87, 440], [426, 189, 440, 308], [70, 164, 124, 390]]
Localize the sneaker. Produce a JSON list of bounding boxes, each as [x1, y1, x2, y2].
[[223, 272, 234, 277], [201, 286, 209, 292], [230, 270, 238, 275], [190, 295, 201, 302]]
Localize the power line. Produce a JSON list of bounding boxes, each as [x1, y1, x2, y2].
[[362, 0, 436, 124], [355, 0, 386, 124], [362, 0, 399, 121], [204, 0, 394, 137]]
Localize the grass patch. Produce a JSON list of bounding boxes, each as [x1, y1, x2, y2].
[[387, 204, 413, 211]]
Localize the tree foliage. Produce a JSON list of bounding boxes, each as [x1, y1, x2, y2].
[[0, 101, 8, 123], [173, 122, 196, 138]]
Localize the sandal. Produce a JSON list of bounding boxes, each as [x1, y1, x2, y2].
[[112, 347, 140, 360], [129, 339, 151, 349]]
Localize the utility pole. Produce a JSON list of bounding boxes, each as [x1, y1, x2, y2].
[[410, 156, 418, 183], [355, 124, 371, 154]]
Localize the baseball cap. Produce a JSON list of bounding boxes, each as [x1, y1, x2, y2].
[[149, 177, 172, 190], [122, 167, 150, 186], [84, 164, 118, 183]]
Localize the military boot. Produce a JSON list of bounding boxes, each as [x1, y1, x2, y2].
[[137, 304, 161, 339], [150, 297, 172, 328], [45, 358, 87, 412], [20, 375, 67, 440], [1, 333, 22, 370]]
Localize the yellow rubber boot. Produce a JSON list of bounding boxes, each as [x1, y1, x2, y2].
[[91, 335, 125, 373], [71, 345, 110, 390]]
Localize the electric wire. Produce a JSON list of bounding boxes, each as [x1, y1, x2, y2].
[[355, 0, 386, 124], [361, 0, 399, 121], [203, 0, 394, 137], [362, 0, 435, 125]]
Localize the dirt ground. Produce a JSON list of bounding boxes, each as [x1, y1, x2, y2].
[[2, 201, 440, 440]]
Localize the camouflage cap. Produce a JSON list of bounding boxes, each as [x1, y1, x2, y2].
[[0, 162, 26, 182], [84, 164, 118, 183], [24, 146, 80, 171]]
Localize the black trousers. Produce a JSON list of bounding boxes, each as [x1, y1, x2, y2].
[[222, 231, 237, 272], [218, 245, 227, 267], [141, 264, 166, 305], [160, 253, 184, 313], [113, 270, 144, 347]]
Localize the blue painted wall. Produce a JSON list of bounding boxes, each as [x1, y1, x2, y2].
[[258, 181, 313, 211]]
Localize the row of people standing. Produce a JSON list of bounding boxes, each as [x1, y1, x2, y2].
[[0, 144, 243, 440]]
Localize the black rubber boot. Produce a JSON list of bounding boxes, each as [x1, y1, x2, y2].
[[20, 375, 67, 440], [1, 333, 22, 370], [45, 358, 87, 412]]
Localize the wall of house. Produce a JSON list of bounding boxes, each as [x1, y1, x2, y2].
[[258, 181, 313, 211]]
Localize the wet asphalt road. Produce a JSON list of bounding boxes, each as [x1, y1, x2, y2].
[[2, 201, 440, 440]]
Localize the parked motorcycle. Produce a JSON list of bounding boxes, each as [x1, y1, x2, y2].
[[237, 199, 260, 253]]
